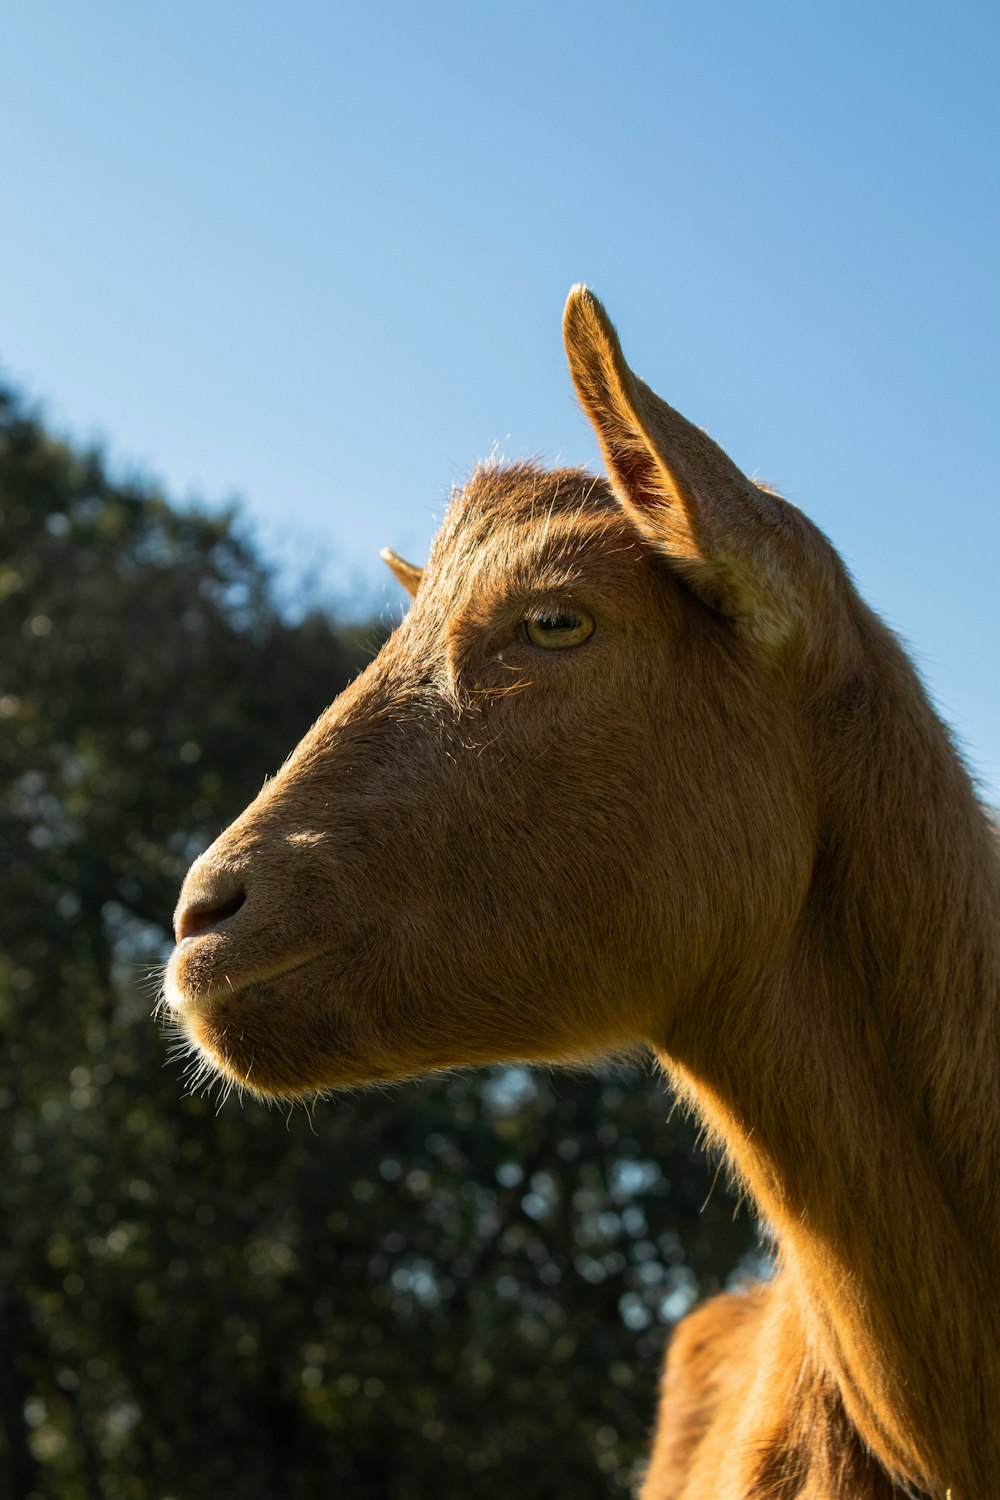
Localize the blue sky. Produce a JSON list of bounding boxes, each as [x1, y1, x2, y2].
[[2, 1, 998, 795]]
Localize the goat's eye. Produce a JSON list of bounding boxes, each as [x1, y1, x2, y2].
[[522, 609, 595, 650]]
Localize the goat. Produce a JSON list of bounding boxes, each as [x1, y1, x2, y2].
[[166, 288, 999, 1498]]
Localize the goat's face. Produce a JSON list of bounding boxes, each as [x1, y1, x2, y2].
[[165, 290, 833, 1098]]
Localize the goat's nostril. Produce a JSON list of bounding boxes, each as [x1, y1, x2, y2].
[[175, 885, 246, 943]]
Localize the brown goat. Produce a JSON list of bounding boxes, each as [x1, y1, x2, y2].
[[165, 288, 1000, 1498]]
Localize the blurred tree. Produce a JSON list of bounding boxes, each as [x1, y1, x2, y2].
[[0, 385, 759, 1499]]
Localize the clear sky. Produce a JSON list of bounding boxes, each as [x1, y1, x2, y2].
[[2, 1, 998, 796]]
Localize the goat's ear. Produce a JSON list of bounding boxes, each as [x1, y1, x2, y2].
[[380, 547, 423, 599], [563, 285, 803, 647]]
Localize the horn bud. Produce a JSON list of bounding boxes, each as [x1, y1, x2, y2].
[[380, 547, 423, 599]]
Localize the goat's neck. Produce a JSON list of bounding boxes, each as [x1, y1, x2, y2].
[[660, 676, 1000, 1497]]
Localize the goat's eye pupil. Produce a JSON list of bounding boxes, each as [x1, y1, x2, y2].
[[522, 609, 596, 650]]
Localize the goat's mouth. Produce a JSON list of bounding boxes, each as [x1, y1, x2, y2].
[[164, 942, 332, 1017]]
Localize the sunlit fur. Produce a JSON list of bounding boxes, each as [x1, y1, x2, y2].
[[166, 289, 999, 1498]]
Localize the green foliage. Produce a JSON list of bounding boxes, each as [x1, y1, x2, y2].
[[0, 386, 759, 1499]]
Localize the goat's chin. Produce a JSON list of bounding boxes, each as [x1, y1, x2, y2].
[[180, 1002, 397, 1099]]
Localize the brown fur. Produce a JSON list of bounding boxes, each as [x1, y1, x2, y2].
[[165, 288, 1000, 1498]]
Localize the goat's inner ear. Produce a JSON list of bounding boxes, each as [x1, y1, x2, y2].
[[380, 547, 423, 599]]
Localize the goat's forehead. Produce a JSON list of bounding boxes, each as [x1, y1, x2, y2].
[[426, 464, 619, 576]]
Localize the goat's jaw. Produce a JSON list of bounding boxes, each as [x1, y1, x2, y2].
[[163, 927, 631, 1101]]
